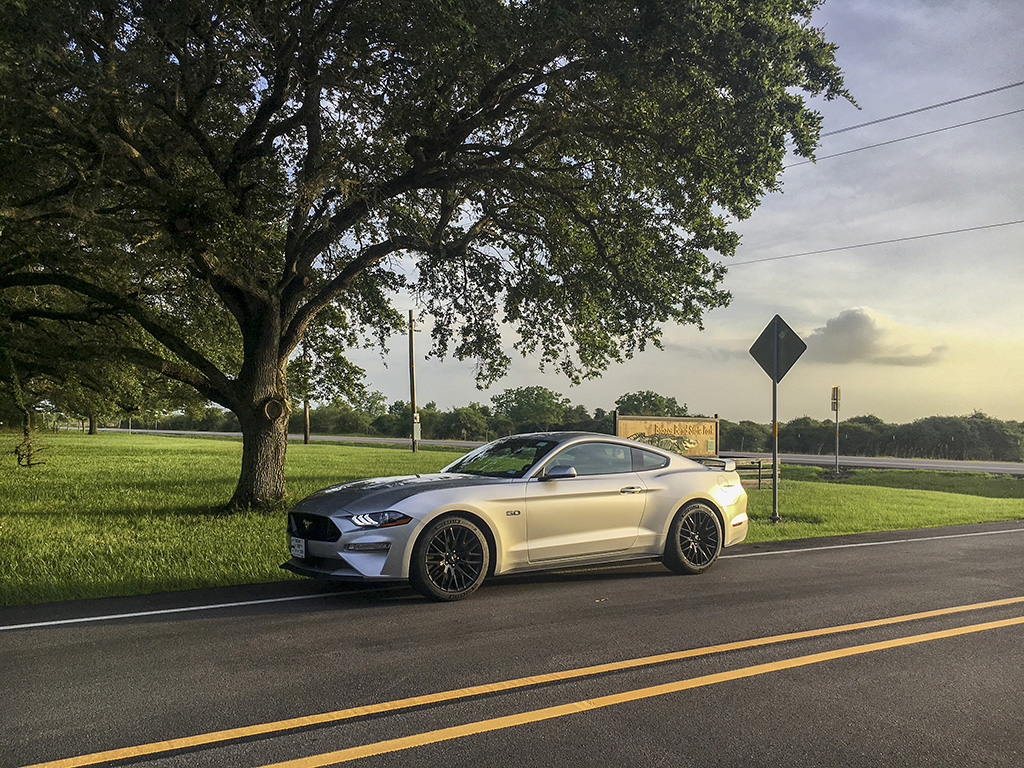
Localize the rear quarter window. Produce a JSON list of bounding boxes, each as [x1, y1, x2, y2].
[[631, 447, 670, 471]]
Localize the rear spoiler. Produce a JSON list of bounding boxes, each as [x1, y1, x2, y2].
[[691, 457, 736, 472]]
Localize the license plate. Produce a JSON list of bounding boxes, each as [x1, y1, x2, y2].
[[290, 536, 306, 559]]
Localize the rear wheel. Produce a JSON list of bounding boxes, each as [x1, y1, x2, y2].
[[663, 502, 722, 575], [409, 515, 490, 601]]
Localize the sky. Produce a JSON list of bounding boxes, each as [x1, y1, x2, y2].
[[350, 0, 1024, 425]]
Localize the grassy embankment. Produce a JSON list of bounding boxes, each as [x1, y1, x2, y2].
[[1, 432, 1022, 606], [747, 464, 1024, 542]]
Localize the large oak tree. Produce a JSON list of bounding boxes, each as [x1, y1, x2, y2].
[[0, 0, 847, 508]]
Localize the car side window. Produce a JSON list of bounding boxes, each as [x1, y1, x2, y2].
[[548, 442, 633, 476], [631, 447, 670, 471]]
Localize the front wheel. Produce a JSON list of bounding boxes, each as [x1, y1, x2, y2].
[[409, 515, 490, 601], [663, 502, 723, 575]]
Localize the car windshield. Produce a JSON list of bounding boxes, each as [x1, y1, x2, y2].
[[444, 437, 560, 479]]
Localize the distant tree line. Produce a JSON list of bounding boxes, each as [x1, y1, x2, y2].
[[279, 387, 691, 441], [284, 387, 683, 441], [157, 402, 1024, 461], [720, 412, 1023, 462], [16, 386, 681, 442], [8, 381, 1020, 463]]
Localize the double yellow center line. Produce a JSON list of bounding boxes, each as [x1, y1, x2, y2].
[[24, 596, 1024, 768], [261, 613, 1024, 768]]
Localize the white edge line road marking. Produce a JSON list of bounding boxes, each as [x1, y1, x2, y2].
[[3, 525, 1023, 632], [553, 526, 1024, 576], [721, 526, 1024, 559], [0, 593, 336, 632]]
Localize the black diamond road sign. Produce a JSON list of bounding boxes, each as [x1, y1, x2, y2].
[[749, 315, 807, 383]]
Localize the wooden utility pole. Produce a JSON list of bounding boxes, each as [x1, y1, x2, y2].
[[409, 310, 420, 453], [302, 344, 311, 444]]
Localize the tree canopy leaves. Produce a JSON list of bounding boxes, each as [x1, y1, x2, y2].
[[0, 0, 848, 506], [615, 390, 689, 417]]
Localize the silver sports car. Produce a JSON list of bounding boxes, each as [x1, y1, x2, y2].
[[282, 432, 748, 601]]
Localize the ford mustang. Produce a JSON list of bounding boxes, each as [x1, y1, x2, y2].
[[282, 432, 748, 600]]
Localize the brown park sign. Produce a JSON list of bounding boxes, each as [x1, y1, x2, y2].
[[615, 414, 719, 456]]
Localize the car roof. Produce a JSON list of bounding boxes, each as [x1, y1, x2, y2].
[[507, 431, 678, 455], [509, 430, 598, 441]]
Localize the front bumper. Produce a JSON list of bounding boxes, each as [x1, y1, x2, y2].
[[280, 555, 398, 582], [283, 509, 414, 581]]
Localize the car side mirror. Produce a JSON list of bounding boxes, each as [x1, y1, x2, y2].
[[543, 465, 577, 481]]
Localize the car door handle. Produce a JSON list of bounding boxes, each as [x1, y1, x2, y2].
[[620, 486, 643, 494]]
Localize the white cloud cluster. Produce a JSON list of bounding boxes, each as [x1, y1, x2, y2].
[[805, 307, 948, 367]]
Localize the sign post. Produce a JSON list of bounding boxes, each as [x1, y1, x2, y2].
[[831, 386, 841, 474], [749, 315, 807, 523]]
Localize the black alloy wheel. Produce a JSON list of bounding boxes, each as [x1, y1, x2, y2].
[[663, 502, 723, 575], [410, 515, 490, 601]]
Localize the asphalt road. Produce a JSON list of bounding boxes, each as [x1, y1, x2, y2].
[[4, 522, 1024, 768]]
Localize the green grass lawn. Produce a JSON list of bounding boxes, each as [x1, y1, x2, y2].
[[1, 432, 1021, 606], [746, 481, 1024, 542], [780, 464, 1024, 498], [0, 432, 462, 606], [746, 464, 1024, 541]]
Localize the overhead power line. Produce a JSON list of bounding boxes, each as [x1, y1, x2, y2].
[[822, 80, 1024, 137], [730, 219, 1024, 267], [786, 108, 1024, 168]]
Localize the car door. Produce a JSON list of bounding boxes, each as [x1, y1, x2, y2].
[[525, 441, 647, 562]]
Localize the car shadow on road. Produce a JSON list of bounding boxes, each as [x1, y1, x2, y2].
[[484, 561, 673, 590], [0, 562, 688, 631]]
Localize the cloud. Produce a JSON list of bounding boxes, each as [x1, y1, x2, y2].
[[805, 307, 947, 366]]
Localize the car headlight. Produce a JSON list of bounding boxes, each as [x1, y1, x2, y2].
[[347, 511, 413, 528]]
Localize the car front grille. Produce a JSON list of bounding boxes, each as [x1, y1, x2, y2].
[[288, 512, 341, 542]]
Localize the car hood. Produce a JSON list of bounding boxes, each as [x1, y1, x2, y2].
[[292, 473, 513, 515]]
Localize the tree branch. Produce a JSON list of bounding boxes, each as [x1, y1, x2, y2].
[[119, 347, 235, 409], [0, 271, 234, 401], [280, 237, 419, 358]]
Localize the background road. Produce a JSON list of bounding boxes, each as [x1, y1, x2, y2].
[[720, 451, 1024, 476], [3, 522, 1024, 767], [102, 428, 1024, 474], [101, 427, 484, 449]]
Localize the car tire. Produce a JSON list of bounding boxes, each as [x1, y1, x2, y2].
[[663, 502, 723, 575], [409, 515, 490, 601]]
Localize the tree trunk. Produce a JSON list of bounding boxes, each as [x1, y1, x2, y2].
[[230, 405, 289, 510], [88, 412, 98, 435], [226, 305, 291, 511]]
